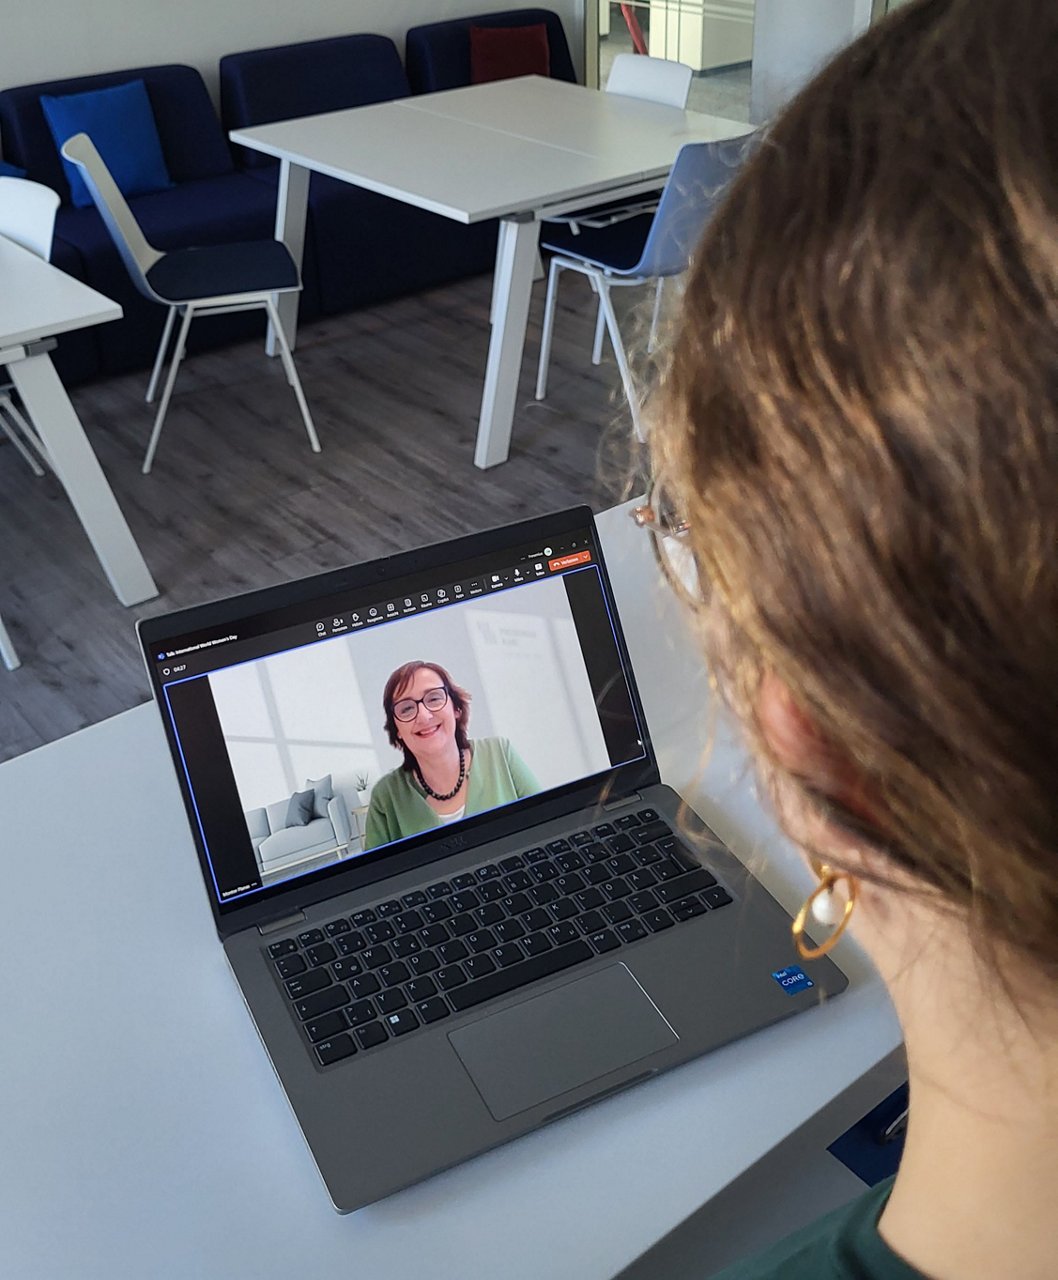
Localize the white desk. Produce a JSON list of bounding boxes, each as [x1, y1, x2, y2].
[[0, 237, 157, 606], [0, 504, 900, 1279], [230, 77, 752, 470]]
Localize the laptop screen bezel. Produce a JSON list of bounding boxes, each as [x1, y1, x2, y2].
[[138, 507, 661, 939]]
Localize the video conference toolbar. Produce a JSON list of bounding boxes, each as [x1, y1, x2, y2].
[[152, 536, 596, 681]]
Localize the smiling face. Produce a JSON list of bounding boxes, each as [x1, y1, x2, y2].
[[391, 666, 460, 766]]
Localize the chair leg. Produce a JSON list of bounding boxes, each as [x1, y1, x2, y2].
[[535, 257, 564, 402], [597, 283, 644, 441], [143, 306, 194, 475], [146, 306, 178, 405], [265, 297, 321, 454], [0, 396, 46, 477], [1, 394, 51, 472], [592, 296, 607, 365], [0, 611, 20, 671], [648, 278, 664, 354]]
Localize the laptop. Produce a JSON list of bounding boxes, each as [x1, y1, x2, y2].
[[139, 506, 847, 1212]]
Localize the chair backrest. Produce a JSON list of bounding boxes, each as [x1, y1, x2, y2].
[[605, 53, 692, 109], [0, 176, 60, 260], [405, 9, 576, 95], [60, 133, 163, 298], [633, 134, 755, 279]]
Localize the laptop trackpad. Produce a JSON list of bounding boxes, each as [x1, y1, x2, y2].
[[448, 964, 678, 1122]]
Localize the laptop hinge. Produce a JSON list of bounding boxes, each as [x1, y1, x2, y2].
[[602, 791, 642, 811], [257, 910, 306, 936]]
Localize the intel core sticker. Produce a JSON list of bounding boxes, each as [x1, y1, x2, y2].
[[772, 965, 814, 995]]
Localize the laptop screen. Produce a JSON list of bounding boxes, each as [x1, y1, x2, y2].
[[146, 515, 648, 909]]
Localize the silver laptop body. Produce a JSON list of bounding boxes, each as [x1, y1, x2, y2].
[[139, 507, 846, 1212]]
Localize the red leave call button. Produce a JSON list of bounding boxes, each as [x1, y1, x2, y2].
[[548, 550, 592, 571]]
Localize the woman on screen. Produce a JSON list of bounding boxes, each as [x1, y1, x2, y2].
[[644, 2, 1058, 1277], [363, 660, 539, 850]]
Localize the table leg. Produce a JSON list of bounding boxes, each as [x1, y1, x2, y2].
[[7, 351, 158, 607], [475, 215, 541, 470], [267, 160, 310, 357]]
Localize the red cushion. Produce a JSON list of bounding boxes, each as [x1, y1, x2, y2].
[[469, 23, 551, 85]]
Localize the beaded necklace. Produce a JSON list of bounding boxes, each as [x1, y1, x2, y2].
[[416, 747, 466, 802]]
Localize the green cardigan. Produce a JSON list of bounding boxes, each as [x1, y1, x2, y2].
[[708, 1178, 924, 1280], [363, 736, 539, 851]]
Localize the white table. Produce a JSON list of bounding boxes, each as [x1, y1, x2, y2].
[[0, 236, 157, 606], [0, 503, 900, 1279], [230, 77, 752, 470]]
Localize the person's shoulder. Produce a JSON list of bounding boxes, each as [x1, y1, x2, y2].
[[708, 1179, 918, 1280], [370, 766, 408, 803], [473, 736, 509, 758]]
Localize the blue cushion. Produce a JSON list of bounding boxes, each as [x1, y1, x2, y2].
[[41, 78, 172, 209], [0, 159, 27, 178], [0, 67, 234, 203]]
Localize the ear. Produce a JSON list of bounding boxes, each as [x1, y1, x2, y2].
[[756, 672, 872, 863]]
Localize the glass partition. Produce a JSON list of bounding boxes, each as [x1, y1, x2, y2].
[[594, 1, 753, 121]]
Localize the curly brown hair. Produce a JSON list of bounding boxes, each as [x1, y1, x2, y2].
[[382, 661, 472, 772], [650, 0, 1058, 979]]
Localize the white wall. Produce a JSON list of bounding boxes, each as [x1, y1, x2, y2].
[[0, 0, 584, 104]]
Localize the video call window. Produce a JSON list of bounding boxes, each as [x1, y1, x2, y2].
[[178, 570, 642, 900]]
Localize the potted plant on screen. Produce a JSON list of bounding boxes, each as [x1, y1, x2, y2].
[[353, 772, 370, 808]]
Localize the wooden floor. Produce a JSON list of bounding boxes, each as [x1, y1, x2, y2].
[[0, 269, 648, 762]]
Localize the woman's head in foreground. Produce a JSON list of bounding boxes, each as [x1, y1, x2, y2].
[[651, 0, 1058, 983]]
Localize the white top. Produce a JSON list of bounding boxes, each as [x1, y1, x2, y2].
[[0, 502, 899, 1280], [437, 804, 466, 823], [230, 76, 753, 225], [0, 234, 121, 350]]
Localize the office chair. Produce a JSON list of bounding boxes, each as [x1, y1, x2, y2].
[[547, 55, 694, 361], [61, 133, 320, 474], [536, 136, 749, 439], [0, 176, 62, 477]]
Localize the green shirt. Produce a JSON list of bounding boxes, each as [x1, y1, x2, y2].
[[709, 1178, 924, 1280], [363, 736, 539, 851]]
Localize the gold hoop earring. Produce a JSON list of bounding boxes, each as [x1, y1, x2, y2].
[[791, 862, 858, 960]]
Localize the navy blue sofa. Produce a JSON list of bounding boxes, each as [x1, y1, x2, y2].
[[0, 64, 323, 383], [405, 8, 576, 94], [0, 12, 576, 387], [219, 33, 497, 318]]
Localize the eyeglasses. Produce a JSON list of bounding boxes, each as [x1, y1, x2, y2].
[[392, 686, 449, 722], [630, 483, 701, 605]]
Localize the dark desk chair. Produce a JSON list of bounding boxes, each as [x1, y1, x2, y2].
[[61, 132, 319, 474]]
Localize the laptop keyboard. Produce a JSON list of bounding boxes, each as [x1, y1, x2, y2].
[[265, 808, 734, 1068]]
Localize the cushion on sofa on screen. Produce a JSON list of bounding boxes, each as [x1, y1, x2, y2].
[[306, 774, 334, 820], [285, 788, 315, 828], [405, 9, 575, 95], [469, 23, 550, 83], [41, 78, 172, 208]]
